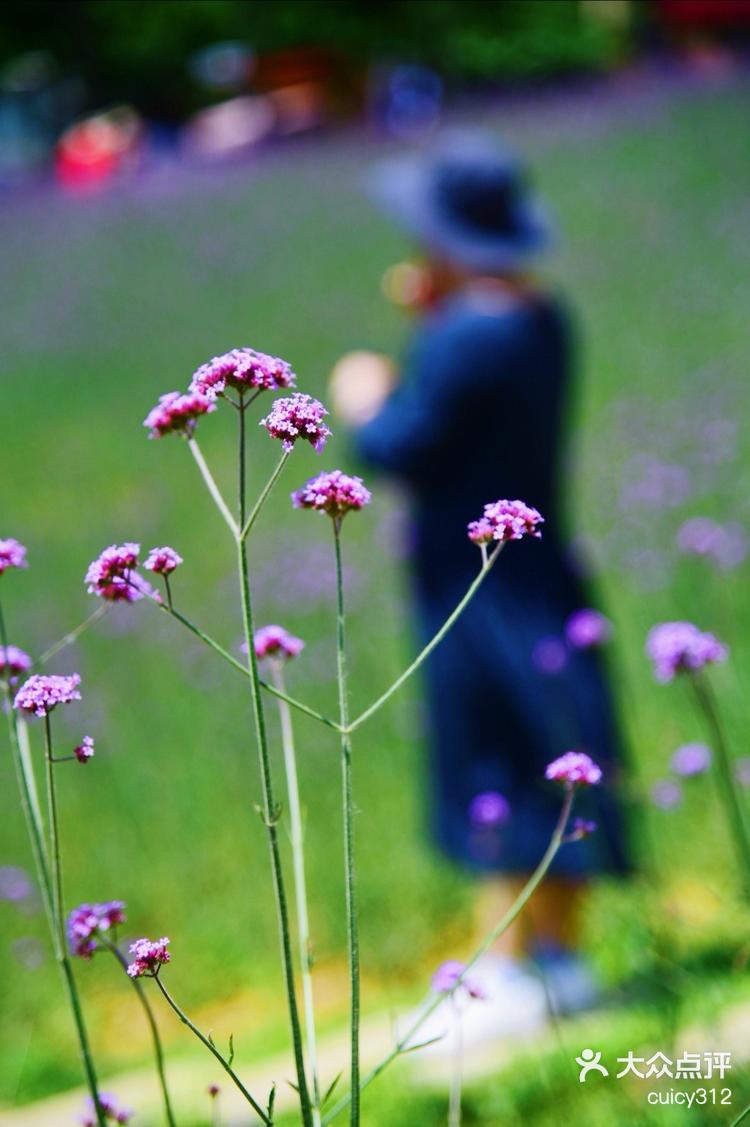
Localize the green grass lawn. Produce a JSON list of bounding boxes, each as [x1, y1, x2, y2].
[[2, 74, 750, 1121]]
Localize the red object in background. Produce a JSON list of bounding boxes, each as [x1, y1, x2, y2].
[[55, 107, 141, 194], [656, 1, 750, 29]]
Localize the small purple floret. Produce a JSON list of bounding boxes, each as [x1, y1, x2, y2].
[[646, 621, 727, 682], [469, 791, 511, 828], [0, 538, 27, 575], [68, 901, 126, 959], [190, 347, 296, 399], [671, 742, 712, 777], [144, 546, 183, 575], [127, 936, 171, 978], [292, 469, 371, 518], [252, 624, 305, 661], [14, 673, 81, 718], [565, 609, 612, 650], [260, 393, 331, 453], [467, 499, 543, 545], [0, 644, 32, 683], [74, 736, 95, 765], [431, 959, 486, 999], [144, 391, 215, 438], [545, 751, 602, 787]]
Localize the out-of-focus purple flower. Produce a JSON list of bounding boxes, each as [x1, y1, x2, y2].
[[208, 1084, 220, 1099], [260, 393, 331, 453], [251, 624, 304, 661], [81, 1092, 133, 1125], [468, 499, 544, 545], [143, 546, 183, 576], [127, 936, 170, 977], [651, 779, 682, 810], [68, 901, 126, 959], [469, 791, 510, 828], [431, 959, 486, 999], [0, 538, 27, 576], [292, 469, 371, 518], [144, 390, 215, 439], [85, 543, 142, 602], [568, 818, 598, 840], [671, 742, 712, 777], [646, 621, 728, 683], [532, 636, 567, 676], [736, 758, 750, 787], [0, 865, 33, 902], [14, 673, 81, 718], [545, 751, 602, 787], [677, 517, 748, 571], [0, 644, 32, 683], [565, 609, 612, 650], [619, 456, 691, 512], [74, 736, 95, 765], [190, 347, 296, 399]]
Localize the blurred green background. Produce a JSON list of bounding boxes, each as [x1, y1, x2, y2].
[[3, 43, 750, 1127]]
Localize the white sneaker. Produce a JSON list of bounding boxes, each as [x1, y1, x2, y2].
[[401, 956, 548, 1059]]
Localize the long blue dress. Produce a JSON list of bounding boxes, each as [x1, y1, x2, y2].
[[356, 287, 629, 876]]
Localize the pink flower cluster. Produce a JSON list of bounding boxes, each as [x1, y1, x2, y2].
[[253, 624, 305, 661], [85, 543, 141, 602], [190, 347, 296, 399], [0, 538, 27, 575], [127, 936, 171, 978], [74, 736, 95, 765], [467, 499, 544, 545], [565, 608, 611, 650], [144, 391, 215, 439], [144, 546, 183, 575], [14, 673, 81, 718], [260, 394, 331, 453], [0, 644, 32, 683], [68, 901, 126, 959], [431, 959, 486, 999], [545, 751, 602, 787], [81, 1092, 132, 1125], [646, 621, 728, 682], [292, 470, 371, 518]]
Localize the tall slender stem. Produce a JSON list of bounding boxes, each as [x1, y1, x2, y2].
[[272, 662, 322, 1126], [241, 453, 290, 541], [153, 975, 271, 1124], [236, 418, 313, 1125], [40, 711, 106, 1127], [99, 936, 177, 1127], [322, 786, 575, 1124], [448, 995, 463, 1127], [187, 437, 239, 539], [349, 545, 502, 732], [691, 675, 750, 897], [34, 604, 109, 668], [332, 522, 360, 1126]]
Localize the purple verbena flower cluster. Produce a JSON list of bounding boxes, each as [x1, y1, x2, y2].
[[469, 791, 511, 828], [0, 644, 32, 683], [292, 469, 371, 518], [190, 347, 296, 399], [85, 543, 141, 602], [127, 936, 171, 978], [143, 546, 183, 576], [68, 901, 126, 958], [260, 393, 331, 453], [431, 959, 486, 999], [545, 751, 602, 787], [144, 391, 215, 439], [0, 538, 27, 575], [252, 624, 305, 661], [74, 736, 96, 765], [14, 673, 81, 717], [81, 1092, 133, 1126], [646, 621, 728, 682], [467, 499, 544, 545]]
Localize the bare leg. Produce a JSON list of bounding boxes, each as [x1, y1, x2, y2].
[[475, 876, 588, 957]]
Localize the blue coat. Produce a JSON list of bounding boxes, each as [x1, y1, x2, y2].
[[357, 289, 629, 875]]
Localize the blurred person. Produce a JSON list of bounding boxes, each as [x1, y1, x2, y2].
[[330, 136, 630, 1037]]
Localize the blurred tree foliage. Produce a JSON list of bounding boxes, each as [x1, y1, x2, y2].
[[0, 0, 622, 120]]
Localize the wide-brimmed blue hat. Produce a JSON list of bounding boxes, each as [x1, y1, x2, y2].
[[369, 133, 552, 274]]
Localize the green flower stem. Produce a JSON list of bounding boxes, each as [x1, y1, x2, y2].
[[236, 416, 313, 1126], [448, 994, 462, 1127], [691, 674, 750, 897], [322, 785, 576, 1125], [187, 437, 239, 539], [34, 603, 109, 668], [332, 521, 360, 1127], [155, 600, 341, 731], [98, 936, 177, 1127], [348, 544, 503, 733], [153, 975, 271, 1125], [40, 712, 106, 1127], [731, 1102, 750, 1127], [271, 661, 322, 1126], [240, 452, 290, 541]]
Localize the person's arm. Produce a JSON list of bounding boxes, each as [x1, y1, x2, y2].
[[354, 308, 525, 484]]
